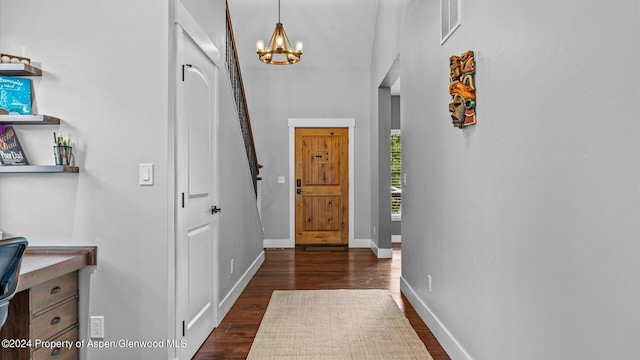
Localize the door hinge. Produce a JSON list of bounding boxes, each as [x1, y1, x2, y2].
[[182, 64, 192, 81], [181, 192, 185, 208]]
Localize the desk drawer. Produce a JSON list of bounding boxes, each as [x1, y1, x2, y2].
[[32, 327, 78, 360], [31, 297, 77, 342], [31, 272, 77, 314]]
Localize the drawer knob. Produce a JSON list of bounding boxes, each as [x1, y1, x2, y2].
[[51, 347, 62, 356], [51, 316, 62, 325], [50, 286, 62, 295]]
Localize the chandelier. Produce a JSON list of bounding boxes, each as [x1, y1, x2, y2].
[[256, 0, 303, 65]]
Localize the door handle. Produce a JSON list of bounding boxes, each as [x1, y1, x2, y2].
[[296, 179, 301, 187], [211, 206, 222, 214], [297, 188, 301, 194]]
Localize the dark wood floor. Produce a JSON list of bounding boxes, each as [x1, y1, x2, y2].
[[193, 245, 451, 359]]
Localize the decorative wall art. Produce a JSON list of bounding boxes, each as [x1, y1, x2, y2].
[[448, 50, 476, 129]]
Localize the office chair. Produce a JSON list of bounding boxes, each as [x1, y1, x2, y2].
[[0, 237, 28, 329]]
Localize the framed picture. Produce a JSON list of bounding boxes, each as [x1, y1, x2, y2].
[[441, 0, 461, 45]]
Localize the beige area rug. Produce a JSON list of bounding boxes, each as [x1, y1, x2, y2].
[[247, 289, 434, 359]]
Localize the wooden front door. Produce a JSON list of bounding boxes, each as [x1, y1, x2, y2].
[[295, 128, 349, 245]]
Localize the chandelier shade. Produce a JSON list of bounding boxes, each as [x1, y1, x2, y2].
[[256, 0, 303, 65]]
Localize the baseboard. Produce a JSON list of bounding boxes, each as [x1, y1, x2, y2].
[[369, 240, 393, 258], [218, 250, 265, 324], [264, 238, 294, 248], [350, 238, 371, 248], [392, 235, 402, 243], [400, 277, 473, 360]]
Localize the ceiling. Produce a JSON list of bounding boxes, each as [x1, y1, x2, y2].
[[227, 0, 380, 71]]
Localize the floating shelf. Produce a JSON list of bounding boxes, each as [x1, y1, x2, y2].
[[0, 165, 79, 173], [0, 63, 42, 76], [0, 114, 60, 125], [0, 64, 79, 175]]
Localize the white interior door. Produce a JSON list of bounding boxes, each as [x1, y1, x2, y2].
[[175, 26, 219, 360]]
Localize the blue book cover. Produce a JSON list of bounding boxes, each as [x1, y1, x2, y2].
[[0, 125, 28, 165], [0, 75, 32, 115]]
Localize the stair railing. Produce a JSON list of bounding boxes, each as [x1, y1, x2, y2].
[[226, 1, 260, 195]]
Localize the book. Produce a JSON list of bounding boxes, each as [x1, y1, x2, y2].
[[0, 75, 32, 115], [0, 125, 28, 165]]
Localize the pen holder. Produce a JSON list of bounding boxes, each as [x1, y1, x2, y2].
[[53, 146, 73, 166]]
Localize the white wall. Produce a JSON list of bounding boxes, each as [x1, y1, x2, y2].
[[0, 1, 170, 358], [243, 67, 371, 243], [217, 71, 265, 312], [369, 0, 406, 252], [373, 0, 640, 359], [0, 0, 264, 358]]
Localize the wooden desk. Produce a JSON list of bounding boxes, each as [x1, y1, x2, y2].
[[0, 247, 97, 360]]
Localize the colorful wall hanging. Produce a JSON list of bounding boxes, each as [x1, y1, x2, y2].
[[448, 50, 476, 128]]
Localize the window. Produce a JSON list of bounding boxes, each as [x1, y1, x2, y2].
[[391, 130, 402, 221], [440, 0, 461, 45]]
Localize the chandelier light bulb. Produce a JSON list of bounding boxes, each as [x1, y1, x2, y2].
[[256, 40, 265, 52]]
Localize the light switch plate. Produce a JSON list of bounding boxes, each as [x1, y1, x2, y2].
[[139, 163, 154, 186], [277, 176, 285, 184]]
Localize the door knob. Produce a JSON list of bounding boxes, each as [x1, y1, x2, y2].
[[211, 206, 222, 214], [297, 188, 301, 194]]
